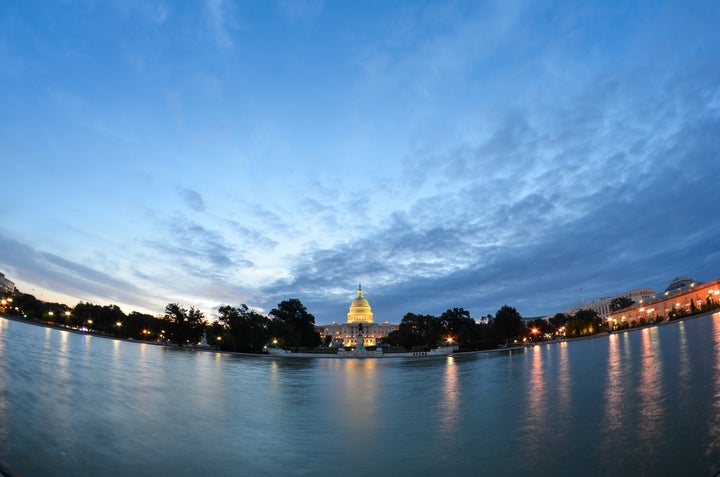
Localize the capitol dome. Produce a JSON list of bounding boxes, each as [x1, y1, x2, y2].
[[347, 285, 374, 324]]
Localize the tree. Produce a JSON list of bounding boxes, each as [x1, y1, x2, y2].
[[526, 318, 553, 340], [268, 299, 320, 349], [71, 303, 126, 335], [125, 311, 164, 340], [610, 296, 634, 312], [548, 313, 569, 329], [491, 305, 525, 346], [218, 304, 269, 352], [439, 307, 480, 350], [12, 293, 44, 320], [386, 313, 440, 350], [205, 321, 227, 350], [164, 303, 206, 346], [566, 309, 602, 336]]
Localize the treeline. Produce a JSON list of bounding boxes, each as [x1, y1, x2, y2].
[[8, 286, 705, 354], [385, 306, 522, 350], [380, 305, 607, 351], [212, 299, 320, 352], [0, 289, 604, 352], [0, 290, 320, 352], [4, 290, 534, 351]]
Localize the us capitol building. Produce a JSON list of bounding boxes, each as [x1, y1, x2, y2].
[[317, 286, 397, 347]]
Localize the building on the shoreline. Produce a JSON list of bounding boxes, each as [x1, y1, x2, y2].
[[663, 277, 698, 295], [317, 286, 397, 347], [0, 272, 15, 295], [564, 288, 656, 319], [606, 277, 720, 326]]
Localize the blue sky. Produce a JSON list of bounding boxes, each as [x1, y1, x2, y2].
[[1, 0, 719, 323]]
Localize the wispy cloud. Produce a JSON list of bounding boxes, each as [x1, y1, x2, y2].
[[259, 64, 720, 322], [206, 0, 234, 48], [275, 0, 324, 23], [147, 215, 249, 274], [2, 0, 719, 325], [0, 232, 152, 311], [178, 188, 206, 212]]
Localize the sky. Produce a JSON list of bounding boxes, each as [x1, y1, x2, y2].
[[1, 0, 719, 324]]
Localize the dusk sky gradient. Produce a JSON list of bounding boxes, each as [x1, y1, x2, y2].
[[1, 1, 719, 323]]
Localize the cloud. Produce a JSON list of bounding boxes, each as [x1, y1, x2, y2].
[[111, 0, 168, 25], [258, 66, 720, 323], [275, 0, 324, 23], [147, 215, 250, 275], [0, 232, 152, 312], [206, 0, 234, 48], [178, 188, 206, 212]]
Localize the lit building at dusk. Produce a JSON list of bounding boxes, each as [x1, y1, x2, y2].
[[318, 286, 397, 347], [0, 272, 15, 295], [564, 288, 657, 319], [606, 277, 720, 326]]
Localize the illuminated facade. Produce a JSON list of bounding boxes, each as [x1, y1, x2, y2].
[[347, 286, 373, 323], [606, 278, 720, 326], [0, 272, 15, 294], [564, 288, 656, 319], [318, 286, 397, 347]]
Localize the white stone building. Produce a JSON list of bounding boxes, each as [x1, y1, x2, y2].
[[317, 286, 397, 347]]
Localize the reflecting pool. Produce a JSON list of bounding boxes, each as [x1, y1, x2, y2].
[[1, 313, 720, 476]]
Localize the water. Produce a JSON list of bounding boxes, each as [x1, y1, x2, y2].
[[2, 313, 720, 476]]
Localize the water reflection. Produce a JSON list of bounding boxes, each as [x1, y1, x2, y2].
[[602, 333, 626, 449], [556, 341, 570, 418], [677, 321, 691, 395], [440, 356, 459, 436], [522, 345, 546, 457], [335, 359, 379, 435], [637, 328, 663, 453], [707, 314, 720, 457], [57, 329, 70, 376], [6, 316, 720, 476], [0, 319, 7, 441]]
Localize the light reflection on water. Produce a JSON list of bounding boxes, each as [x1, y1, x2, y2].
[[440, 356, 459, 436], [637, 327, 664, 456], [522, 345, 546, 460], [707, 313, 720, 457], [555, 341, 570, 420], [0, 319, 7, 442], [3, 315, 720, 476], [602, 333, 625, 442]]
